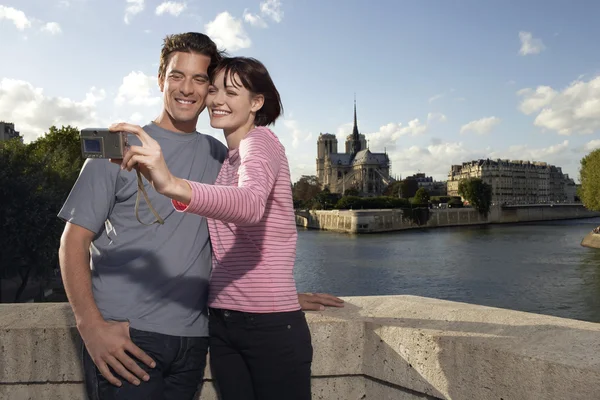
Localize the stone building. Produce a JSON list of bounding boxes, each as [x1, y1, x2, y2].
[[408, 173, 447, 196], [316, 101, 393, 195], [447, 159, 576, 204], [0, 122, 22, 142]]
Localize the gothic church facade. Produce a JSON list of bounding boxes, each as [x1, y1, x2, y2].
[[316, 102, 393, 195]]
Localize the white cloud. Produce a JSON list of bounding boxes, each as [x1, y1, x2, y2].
[[115, 71, 161, 107], [428, 93, 443, 103], [427, 112, 447, 122], [41, 22, 62, 34], [0, 5, 32, 30], [517, 86, 557, 114], [387, 139, 577, 181], [129, 112, 145, 124], [283, 119, 312, 148], [0, 78, 104, 142], [82, 87, 106, 107], [58, 1, 70, 8], [492, 140, 570, 162], [260, 0, 283, 23], [519, 31, 545, 56], [460, 116, 501, 135], [517, 75, 600, 135], [243, 9, 267, 28], [205, 12, 251, 52], [125, 0, 144, 24], [155, 1, 186, 17], [389, 141, 484, 180], [334, 119, 428, 153], [584, 139, 600, 153]]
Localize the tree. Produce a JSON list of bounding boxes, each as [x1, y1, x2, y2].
[[0, 125, 84, 302], [30, 125, 84, 193], [413, 188, 430, 205], [579, 149, 600, 212], [400, 178, 419, 199], [292, 175, 321, 208], [458, 178, 492, 216], [383, 181, 402, 197], [313, 187, 340, 210], [344, 187, 360, 197]]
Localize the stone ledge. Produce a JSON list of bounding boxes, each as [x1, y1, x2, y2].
[[581, 231, 600, 248], [2, 295, 600, 399]]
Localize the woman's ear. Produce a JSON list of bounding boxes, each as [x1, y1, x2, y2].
[[251, 94, 265, 113]]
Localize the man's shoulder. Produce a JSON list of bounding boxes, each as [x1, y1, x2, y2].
[[199, 132, 227, 163]]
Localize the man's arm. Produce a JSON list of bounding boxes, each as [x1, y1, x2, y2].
[[59, 223, 103, 326], [59, 224, 156, 387], [298, 292, 345, 311]]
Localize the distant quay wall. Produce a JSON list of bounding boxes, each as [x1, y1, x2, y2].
[[295, 204, 600, 234]]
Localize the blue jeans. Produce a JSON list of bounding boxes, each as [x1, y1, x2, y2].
[[82, 327, 209, 400]]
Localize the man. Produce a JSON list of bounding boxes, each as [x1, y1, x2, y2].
[[58, 32, 343, 400]]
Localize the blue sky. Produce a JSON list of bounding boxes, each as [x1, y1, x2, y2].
[[1, 0, 600, 182]]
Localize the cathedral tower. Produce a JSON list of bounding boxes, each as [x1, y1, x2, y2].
[[316, 133, 337, 185], [350, 96, 362, 156]]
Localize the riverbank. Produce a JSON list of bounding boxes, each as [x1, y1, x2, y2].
[[296, 203, 600, 233]]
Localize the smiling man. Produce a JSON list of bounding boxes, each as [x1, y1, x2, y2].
[[58, 32, 343, 400]]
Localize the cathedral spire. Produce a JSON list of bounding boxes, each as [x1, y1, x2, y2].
[[351, 94, 362, 156]]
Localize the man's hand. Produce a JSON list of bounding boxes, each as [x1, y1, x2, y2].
[[298, 292, 345, 311], [78, 319, 156, 387]]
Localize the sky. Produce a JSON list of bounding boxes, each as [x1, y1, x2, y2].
[[1, 0, 600, 183]]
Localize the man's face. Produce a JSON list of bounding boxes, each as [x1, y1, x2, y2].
[[159, 51, 212, 125]]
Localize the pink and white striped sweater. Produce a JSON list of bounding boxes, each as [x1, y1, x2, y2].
[[173, 126, 300, 313]]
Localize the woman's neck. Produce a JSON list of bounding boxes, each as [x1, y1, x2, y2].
[[224, 120, 256, 150]]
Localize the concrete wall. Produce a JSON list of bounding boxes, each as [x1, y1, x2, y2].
[[581, 232, 600, 249], [2, 296, 600, 399], [296, 204, 600, 233]]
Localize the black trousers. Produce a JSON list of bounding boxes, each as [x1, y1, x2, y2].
[[208, 308, 313, 400], [83, 327, 209, 400]]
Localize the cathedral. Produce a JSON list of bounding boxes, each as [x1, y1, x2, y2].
[[316, 101, 393, 195]]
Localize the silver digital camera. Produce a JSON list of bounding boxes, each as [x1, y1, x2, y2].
[[80, 128, 128, 159]]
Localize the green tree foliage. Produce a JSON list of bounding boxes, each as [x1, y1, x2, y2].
[[400, 177, 419, 198], [343, 187, 360, 197], [447, 197, 464, 208], [334, 196, 411, 210], [383, 181, 402, 197], [431, 196, 451, 204], [413, 188, 430, 205], [292, 175, 321, 208], [0, 126, 84, 302], [458, 178, 492, 216], [313, 187, 340, 210], [579, 149, 600, 211]]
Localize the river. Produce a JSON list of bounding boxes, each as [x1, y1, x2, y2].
[[294, 217, 600, 323]]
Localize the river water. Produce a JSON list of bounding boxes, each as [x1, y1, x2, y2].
[[294, 217, 600, 323]]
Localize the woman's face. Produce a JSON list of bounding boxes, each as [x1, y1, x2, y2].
[[206, 70, 262, 132]]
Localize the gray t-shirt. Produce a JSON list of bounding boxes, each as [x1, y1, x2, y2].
[[58, 123, 227, 337]]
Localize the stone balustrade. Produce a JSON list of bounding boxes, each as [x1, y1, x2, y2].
[[2, 295, 600, 399]]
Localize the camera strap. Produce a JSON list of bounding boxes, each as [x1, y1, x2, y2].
[[135, 169, 165, 226]]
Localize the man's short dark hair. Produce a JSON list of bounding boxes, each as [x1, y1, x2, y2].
[[212, 57, 283, 126], [159, 32, 226, 79]]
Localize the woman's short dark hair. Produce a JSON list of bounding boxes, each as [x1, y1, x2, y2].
[[211, 57, 283, 126]]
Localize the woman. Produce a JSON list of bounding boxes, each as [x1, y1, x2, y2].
[[113, 57, 312, 400]]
